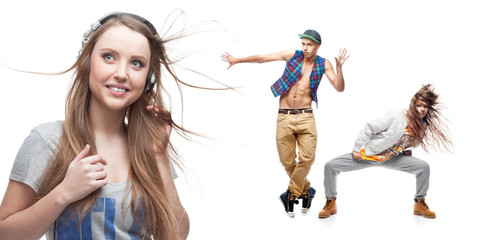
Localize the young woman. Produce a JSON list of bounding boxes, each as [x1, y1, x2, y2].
[[318, 84, 453, 219], [0, 12, 190, 239]]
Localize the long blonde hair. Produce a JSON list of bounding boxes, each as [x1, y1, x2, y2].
[[37, 13, 191, 239], [406, 84, 453, 153]]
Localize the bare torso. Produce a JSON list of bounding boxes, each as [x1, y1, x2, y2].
[[279, 59, 314, 109]]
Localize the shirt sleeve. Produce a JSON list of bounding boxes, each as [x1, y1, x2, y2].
[[9, 122, 61, 193], [352, 111, 397, 152]]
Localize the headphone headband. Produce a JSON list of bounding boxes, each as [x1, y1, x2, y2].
[[79, 12, 158, 57], [98, 12, 158, 35]]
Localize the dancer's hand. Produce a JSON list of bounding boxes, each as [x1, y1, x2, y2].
[[334, 48, 350, 67], [58, 144, 107, 204], [221, 52, 238, 70], [352, 151, 362, 161]]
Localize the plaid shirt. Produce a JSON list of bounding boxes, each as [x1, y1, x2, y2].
[[270, 50, 325, 107]]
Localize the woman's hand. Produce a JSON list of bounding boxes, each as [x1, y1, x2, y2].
[[352, 151, 362, 161], [146, 96, 173, 159], [402, 150, 412, 156], [57, 144, 107, 204], [146, 91, 173, 135]]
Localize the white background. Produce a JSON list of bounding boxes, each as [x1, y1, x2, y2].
[[1, 0, 479, 239]]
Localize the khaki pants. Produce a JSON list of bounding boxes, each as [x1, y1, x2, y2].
[[276, 111, 317, 200]]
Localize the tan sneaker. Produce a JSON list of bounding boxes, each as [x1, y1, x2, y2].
[[318, 198, 337, 219], [414, 198, 436, 218]]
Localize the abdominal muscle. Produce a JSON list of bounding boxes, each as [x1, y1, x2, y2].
[[279, 74, 313, 109]]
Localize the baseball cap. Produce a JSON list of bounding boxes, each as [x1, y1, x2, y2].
[[298, 29, 321, 45]]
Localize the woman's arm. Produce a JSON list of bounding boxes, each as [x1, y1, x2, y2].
[[0, 145, 107, 239], [153, 124, 189, 239], [156, 155, 190, 239], [0, 180, 70, 239], [352, 111, 396, 152]]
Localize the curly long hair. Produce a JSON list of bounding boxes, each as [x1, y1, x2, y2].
[[406, 84, 453, 153], [36, 13, 193, 239]]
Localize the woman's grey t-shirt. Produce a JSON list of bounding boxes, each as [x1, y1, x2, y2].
[[9, 121, 177, 240]]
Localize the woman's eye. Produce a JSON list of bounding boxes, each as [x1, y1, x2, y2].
[[132, 60, 144, 68], [103, 54, 114, 61]]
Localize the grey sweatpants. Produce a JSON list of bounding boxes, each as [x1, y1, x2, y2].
[[324, 153, 430, 200]]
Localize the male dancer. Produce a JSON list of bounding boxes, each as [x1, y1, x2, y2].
[[222, 30, 349, 217]]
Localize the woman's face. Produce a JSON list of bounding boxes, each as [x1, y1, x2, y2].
[[89, 24, 151, 113], [415, 100, 430, 119]]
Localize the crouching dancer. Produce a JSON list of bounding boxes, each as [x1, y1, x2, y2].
[[319, 84, 452, 219]]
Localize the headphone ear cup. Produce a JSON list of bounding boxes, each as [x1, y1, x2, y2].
[[145, 71, 155, 94]]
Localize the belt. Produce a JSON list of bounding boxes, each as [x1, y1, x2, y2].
[[278, 108, 313, 115]]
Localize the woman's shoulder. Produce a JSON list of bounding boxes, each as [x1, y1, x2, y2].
[[384, 109, 405, 115], [380, 109, 406, 120], [21, 120, 64, 154], [33, 120, 63, 133], [11, 121, 64, 193], [31, 120, 63, 141], [20, 121, 65, 151]]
